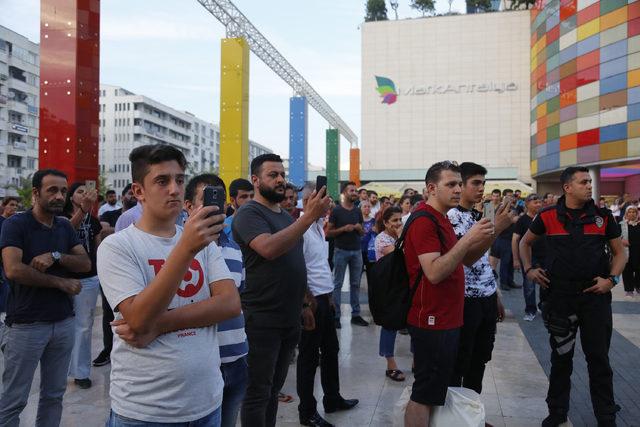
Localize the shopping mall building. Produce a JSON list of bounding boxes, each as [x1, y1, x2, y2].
[[361, 1, 640, 196]]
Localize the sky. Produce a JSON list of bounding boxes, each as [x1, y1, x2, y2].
[[2, 0, 466, 169]]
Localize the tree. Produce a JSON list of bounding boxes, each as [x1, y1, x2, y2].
[[467, 0, 493, 12], [98, 173, 112, 199], [410, 0, 436, 16], [389, 0, 399, 19], [11, 175, 33, 209], [510, 0, 536, 9], [365, 0, 388, 22]]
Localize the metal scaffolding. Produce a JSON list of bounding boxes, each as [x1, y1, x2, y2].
[[196, 0, 358, 147]]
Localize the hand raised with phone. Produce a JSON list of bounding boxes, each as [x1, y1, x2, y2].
[[181, 205, 225, 254]]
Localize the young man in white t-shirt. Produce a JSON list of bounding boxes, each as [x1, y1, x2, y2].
[[97, 144, 240, 426]]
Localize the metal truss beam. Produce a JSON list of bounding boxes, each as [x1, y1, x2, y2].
[[196, 0, 358, 147]]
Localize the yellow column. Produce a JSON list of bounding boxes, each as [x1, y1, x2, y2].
[[220, 37, 250, 193]]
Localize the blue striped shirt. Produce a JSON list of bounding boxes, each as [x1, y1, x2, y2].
[[217, 231, 248, 364]]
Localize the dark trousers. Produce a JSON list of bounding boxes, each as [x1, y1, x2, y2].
[[450, 293, 497, 394], [362, 251, 374, 290], [494, 238, 514, 287], [622, 261, 640, 292], [241, 323, 300, 427], [100, 287, 114, 354], [296, 294, 340, 418], [545, 289, 616, 424]]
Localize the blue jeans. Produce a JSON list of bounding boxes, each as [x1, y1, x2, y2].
[[379, 328, 397, 358], [332, 248, 363, 319], [69, 276, 100, 380], [494, 238, 514, 287], [220, 356, 248, 427], [522, 259, 540, 315], [0, 317, 75, 427], [107, 407, 221, 427]]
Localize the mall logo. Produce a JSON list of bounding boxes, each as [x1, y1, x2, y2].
[[375, 75, 518, 103], [375, 76, 398, 105]]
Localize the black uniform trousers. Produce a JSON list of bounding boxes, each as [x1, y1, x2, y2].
[[296, 293, 341, 417], [545, 288, 616, 424], [449, 293, 498, 394], [100, 287, 114, 354]]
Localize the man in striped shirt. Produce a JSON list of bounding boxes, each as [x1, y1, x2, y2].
[[185, 174, 249, 427]]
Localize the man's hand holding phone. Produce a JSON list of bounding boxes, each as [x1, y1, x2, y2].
[[181, 205, 225, 254]]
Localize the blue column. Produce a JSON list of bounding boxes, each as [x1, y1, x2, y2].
[[289, 96, 308, 187]]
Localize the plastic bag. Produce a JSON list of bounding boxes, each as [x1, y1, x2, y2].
[[393, 386, 485, 427]]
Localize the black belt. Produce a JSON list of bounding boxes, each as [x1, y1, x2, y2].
[[550, 277, 595, 294]]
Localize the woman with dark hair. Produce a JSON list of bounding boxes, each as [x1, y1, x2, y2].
[[621, 205, 640, 298], [374, 206, 405, 381], [63, 182, 102, 389]]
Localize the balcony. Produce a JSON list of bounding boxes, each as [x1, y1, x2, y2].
[[12, 141, 27, 150]]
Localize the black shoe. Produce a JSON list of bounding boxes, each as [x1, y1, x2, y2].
[[541, 413, 568, 427], [299, 412, 334, 427], [92, 350, 110, 367], [351, 316, 369, 327], [324, 398, 359, 413], [334, 319, 341, 329], [74, 378, 92, 389]]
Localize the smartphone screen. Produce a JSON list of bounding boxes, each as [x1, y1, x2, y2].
[[316, 175, 327, 193], [203, 186, 225, 225], [85, 180, 96, 192]]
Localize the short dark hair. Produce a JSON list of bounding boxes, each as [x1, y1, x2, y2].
[[459, 162, 487, 184], [121, 183, 132, 197], [105, 189, 116, 196], [491, 189, 501, 195], [368, 190, 378, 197], [502, 188, 513, 196], [514, 189, 521, 194], [185, 173, 225, 203], [285, 182, 298, 192], [129, 144, 187, 184], [358, 188, 367, 194], [32, 169, 67, 190], [399, 195, 411, 205], [560, 166, 589, 186], [341, 181, 356, 193], [410, 194, 424, 206], [380, 196, 390, 203], [1, 196, 20, 206], [250, 153, 283, 176], [229, 178, 253, 198], [425, 161, 461, 185]]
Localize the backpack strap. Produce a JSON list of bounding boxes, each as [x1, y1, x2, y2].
[[398, 210, 446, 305]]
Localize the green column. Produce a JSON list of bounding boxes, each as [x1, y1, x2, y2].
[[326, 129, 340, 200]]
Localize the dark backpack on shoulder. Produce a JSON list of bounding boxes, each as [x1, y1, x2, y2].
[[368, 210, 444, 331]]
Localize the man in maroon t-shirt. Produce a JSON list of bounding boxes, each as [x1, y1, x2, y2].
[[403, 161, 495, 427]]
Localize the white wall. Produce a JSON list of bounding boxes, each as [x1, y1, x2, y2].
[[361, 11, 531, 181]]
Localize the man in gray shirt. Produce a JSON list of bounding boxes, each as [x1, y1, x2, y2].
[[233, 154, 329, 427]]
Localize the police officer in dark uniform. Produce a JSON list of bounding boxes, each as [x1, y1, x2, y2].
[[519, 166, 626, 427]]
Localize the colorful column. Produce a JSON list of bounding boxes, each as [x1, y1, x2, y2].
[[220, 37, 250, 190], [39, 0, 100, 185], [349, 148, 360, 187], [326, 129, 339, 200], [288, 96, 307, 187]]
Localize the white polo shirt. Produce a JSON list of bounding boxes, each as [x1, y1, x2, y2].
[[302, 219, 334, 297]]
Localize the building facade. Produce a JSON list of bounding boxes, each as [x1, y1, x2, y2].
[[0, 26, 39, 196], [530, 0, 640, 195], [361, 11, 532, 183], [99, 84, 272, 194]]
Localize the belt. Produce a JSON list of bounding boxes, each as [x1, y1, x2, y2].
[[316, 293, 331, 301], [550, 277, 595, 294]]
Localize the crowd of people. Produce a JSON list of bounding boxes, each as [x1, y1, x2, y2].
[[0, 144, 632, 427]]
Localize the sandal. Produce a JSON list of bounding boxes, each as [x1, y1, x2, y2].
[[278, 392, 294, 403], [385, 369, 406, 382]]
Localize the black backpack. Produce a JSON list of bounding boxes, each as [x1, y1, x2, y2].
[[368, 210, 444, 331]]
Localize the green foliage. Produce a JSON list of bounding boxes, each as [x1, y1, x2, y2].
[[510, 0, 536, 9], [365, 0, 388, 22], [12, 175, 33, 209], [467, 0, 493, 11], [98, 173, 111, 199], [410, 0, 436, 15]]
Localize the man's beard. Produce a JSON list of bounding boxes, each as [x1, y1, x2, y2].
[[44, 200, 64, 214], [123, 198, 137, 210], [259, 183, 285, 203]]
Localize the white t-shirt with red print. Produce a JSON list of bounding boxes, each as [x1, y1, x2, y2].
[[97, 224, 233, 423]]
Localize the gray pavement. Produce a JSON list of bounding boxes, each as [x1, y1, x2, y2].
[[2, 279, 639, 426]]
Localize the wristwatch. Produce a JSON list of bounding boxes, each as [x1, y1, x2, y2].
[[607, 275, 618, 286], [51, 251, 62, 265]]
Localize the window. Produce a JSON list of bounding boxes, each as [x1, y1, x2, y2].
[[27, 157, 36, 169]]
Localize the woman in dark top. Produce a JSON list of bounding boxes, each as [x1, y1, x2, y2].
[[63, 182, 102, 389], [621, 205, 640, 298]]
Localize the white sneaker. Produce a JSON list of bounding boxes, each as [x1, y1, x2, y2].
[[625, 292, 634, 300], [523, 313, 536, 322]]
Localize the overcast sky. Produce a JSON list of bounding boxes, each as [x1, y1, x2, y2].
[[2, 0, 467, 168]]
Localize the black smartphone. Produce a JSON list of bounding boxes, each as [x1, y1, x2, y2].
[[316, 175, 327, 193], [203, 185, 225, 224]]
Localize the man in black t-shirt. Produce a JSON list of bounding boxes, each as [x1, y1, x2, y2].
[[520, 167, 625, 427], [0, 169, 91, 426], [326, 181, 366, 328], [511, 193, 545, 321], [232, 154, 330, 427]]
